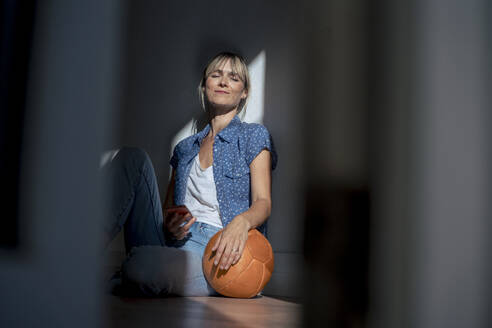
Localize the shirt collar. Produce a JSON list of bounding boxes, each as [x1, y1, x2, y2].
[[194, 115, 241, 145]]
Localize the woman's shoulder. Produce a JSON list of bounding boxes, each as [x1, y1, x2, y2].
[[170, 131, 201, 166], [173, 133, 197, 152], [238, 120, 277, 169], [238, 121, 272, 140]]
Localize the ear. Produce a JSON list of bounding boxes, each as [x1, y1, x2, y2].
[[241, 89, 248, 99]]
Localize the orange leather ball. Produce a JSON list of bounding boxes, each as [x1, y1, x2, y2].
[[202, 229, 274, 298]]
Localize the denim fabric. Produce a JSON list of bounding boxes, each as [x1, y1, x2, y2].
[[121, 222, 220, 297], [170, 115, 277, 235], [102, 147, 165, 251], [104, 147, 220, 296]]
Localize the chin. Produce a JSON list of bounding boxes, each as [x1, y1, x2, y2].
[[209, 99, 234, 108], [208, 104, 238, 115]]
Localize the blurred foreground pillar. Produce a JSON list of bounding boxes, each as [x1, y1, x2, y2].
[[0, 1, 123, 327], [304, 0, 491, 327], [303, 0, 370, 326], [368, 1, 490, 328]]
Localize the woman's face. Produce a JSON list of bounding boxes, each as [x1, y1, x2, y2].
[[203, 59, 247, 112]]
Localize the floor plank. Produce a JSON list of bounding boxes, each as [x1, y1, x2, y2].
[[107, 294, 302, 328]]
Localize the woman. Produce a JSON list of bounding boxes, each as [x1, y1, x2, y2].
[[106, 52, 277, 297]]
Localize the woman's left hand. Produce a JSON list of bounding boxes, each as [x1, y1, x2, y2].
[[212, 215, 250, 270]]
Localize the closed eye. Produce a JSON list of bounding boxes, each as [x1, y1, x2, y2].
[[228, 73, 241, 82]]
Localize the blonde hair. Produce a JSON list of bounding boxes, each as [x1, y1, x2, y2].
[[198, 52, 251, 115]]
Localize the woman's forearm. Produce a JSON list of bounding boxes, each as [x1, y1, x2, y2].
[[236, 198, 272, 230]]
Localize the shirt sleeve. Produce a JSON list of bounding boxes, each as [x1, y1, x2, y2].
[[245, 124, 278, 170], [169, 143, 179, 169]]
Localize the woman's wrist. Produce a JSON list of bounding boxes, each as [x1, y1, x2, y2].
[[235, 199, 271, 231], [234, 214, 253, 231]]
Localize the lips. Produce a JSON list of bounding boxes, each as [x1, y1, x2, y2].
[[214, 90, 230, 94]]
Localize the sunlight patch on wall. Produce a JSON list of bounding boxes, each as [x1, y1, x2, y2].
[[241, 50, 266, 124]]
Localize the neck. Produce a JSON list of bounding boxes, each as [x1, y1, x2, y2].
[[208, 109, 237, 137]]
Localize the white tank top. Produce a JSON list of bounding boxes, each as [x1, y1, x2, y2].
[[183, 155, 223, 228]]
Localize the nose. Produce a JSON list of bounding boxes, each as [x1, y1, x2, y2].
[[219, 75, 229, 87]]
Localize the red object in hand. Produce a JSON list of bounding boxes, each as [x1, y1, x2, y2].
[[163, 205, 194, 239], [202, 229, 274, 298], [164, 205, 190, 215]]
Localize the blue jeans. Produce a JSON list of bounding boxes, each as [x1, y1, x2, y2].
[[103, 147, 220, 296]]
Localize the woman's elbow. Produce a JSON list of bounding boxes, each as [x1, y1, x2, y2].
[[261, 198, 272, 217]]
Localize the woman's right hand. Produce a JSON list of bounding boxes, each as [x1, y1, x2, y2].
[[163, 205, 197, 240]]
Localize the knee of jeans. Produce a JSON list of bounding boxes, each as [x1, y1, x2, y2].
[[119, 147, 152, 171], [122, 147, 149, 163]]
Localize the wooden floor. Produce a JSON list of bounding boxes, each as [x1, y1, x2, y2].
[[106, 294, 302, 328], [104, 241, 301, 327]]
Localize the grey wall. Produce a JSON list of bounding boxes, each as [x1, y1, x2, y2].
[[0, 1, 123, 327], [115, 0, 308, 298]]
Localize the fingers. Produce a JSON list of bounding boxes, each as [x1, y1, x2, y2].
[[165, 212, 180, 228], [164, 210, 194, 240], [164, 212, 178, 234], [175, 216, 196, 240], [223, 239, 241, 270], [169, 212, 191, 228], [212, 228, 249, 270], [214, 237, 243, 270], [182, 216, 196, 231], [214, 235, 226, 267], [175, 217, 196, 240], [212, 232, 222, 252], [231, 253, 240, 266], [231, 241, 245, 266], [164, 206, 190, 223], [219, 242, 235, 270]]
